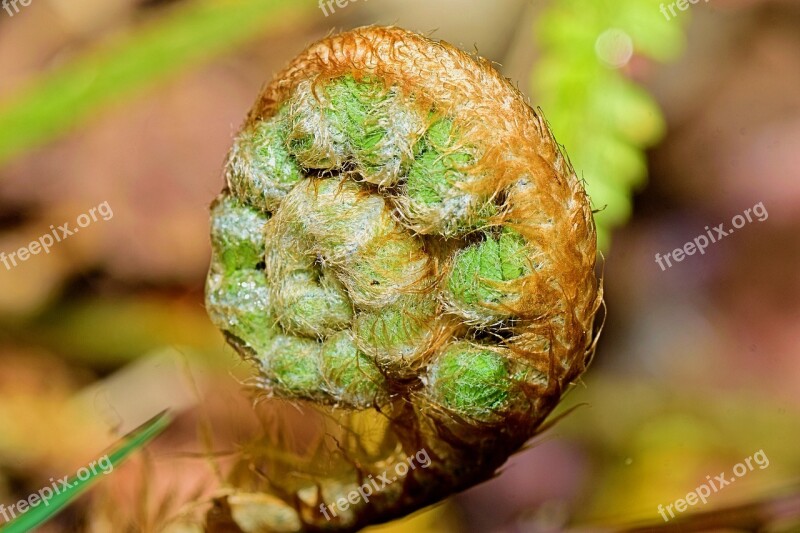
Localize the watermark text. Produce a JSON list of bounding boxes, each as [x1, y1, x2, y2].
[[0, 455, 114, 525], [2, 0, 32, 17], [660, 0, 710, 21], [655, 201, 767, 271], [1, 200, 113, 271], [657, 449, 769, 522], [319, 448, 431, 520], [318, 0, 371, 17]]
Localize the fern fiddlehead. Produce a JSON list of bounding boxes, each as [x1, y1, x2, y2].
[[205, 26, 602, 532]]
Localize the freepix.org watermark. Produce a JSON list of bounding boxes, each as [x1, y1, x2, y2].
[[657, 449, 769, 522], [318, 0, 370, 17], [0, 200, 113, 271], [319, 448, 431, 520], [0, 455, 114, 525], [660, 0, 710, 21], [655, 201, 767, 271], [1, 0, 32, 17]]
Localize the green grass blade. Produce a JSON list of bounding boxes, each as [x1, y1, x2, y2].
[[0, 0, 314, 166], [0, 410, 172, 533]]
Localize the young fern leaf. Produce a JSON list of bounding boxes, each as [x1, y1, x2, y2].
[[205, 26, 603, 532]]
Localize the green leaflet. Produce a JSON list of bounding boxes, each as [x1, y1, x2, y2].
[[427, 343, 511, 422]]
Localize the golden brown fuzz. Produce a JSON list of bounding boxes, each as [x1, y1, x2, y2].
[[205, 25, 603, 533]]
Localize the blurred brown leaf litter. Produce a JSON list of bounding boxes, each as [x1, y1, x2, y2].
[[1, 0, 800, 531]]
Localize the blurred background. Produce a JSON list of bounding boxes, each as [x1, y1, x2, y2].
[[0, 0, 798, 531]]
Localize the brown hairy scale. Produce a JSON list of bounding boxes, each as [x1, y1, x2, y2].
[[208, 26, 603, 533]]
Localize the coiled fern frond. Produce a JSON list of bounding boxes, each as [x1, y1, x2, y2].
[[205, 26, 602, 532]]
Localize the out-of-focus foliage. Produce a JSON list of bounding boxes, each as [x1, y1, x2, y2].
[[533, 0, 687, 249], [1, 0, 798, 530], [556, 378, 800, 523], [20, 296, 226, 366], [0, 0, 314, 166], [1, 412, 171, 533]]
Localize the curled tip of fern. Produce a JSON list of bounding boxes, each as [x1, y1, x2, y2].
[[205, 25, 602, 532]]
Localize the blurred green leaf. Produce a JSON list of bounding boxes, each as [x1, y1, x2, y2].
[[0, 411, 171, 533], [9, 296, 229, 367], [617, 1, 687, 60], [0, 0, 315, 166], [589, 78, 666, 146], [533, 0, 689, 250]]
